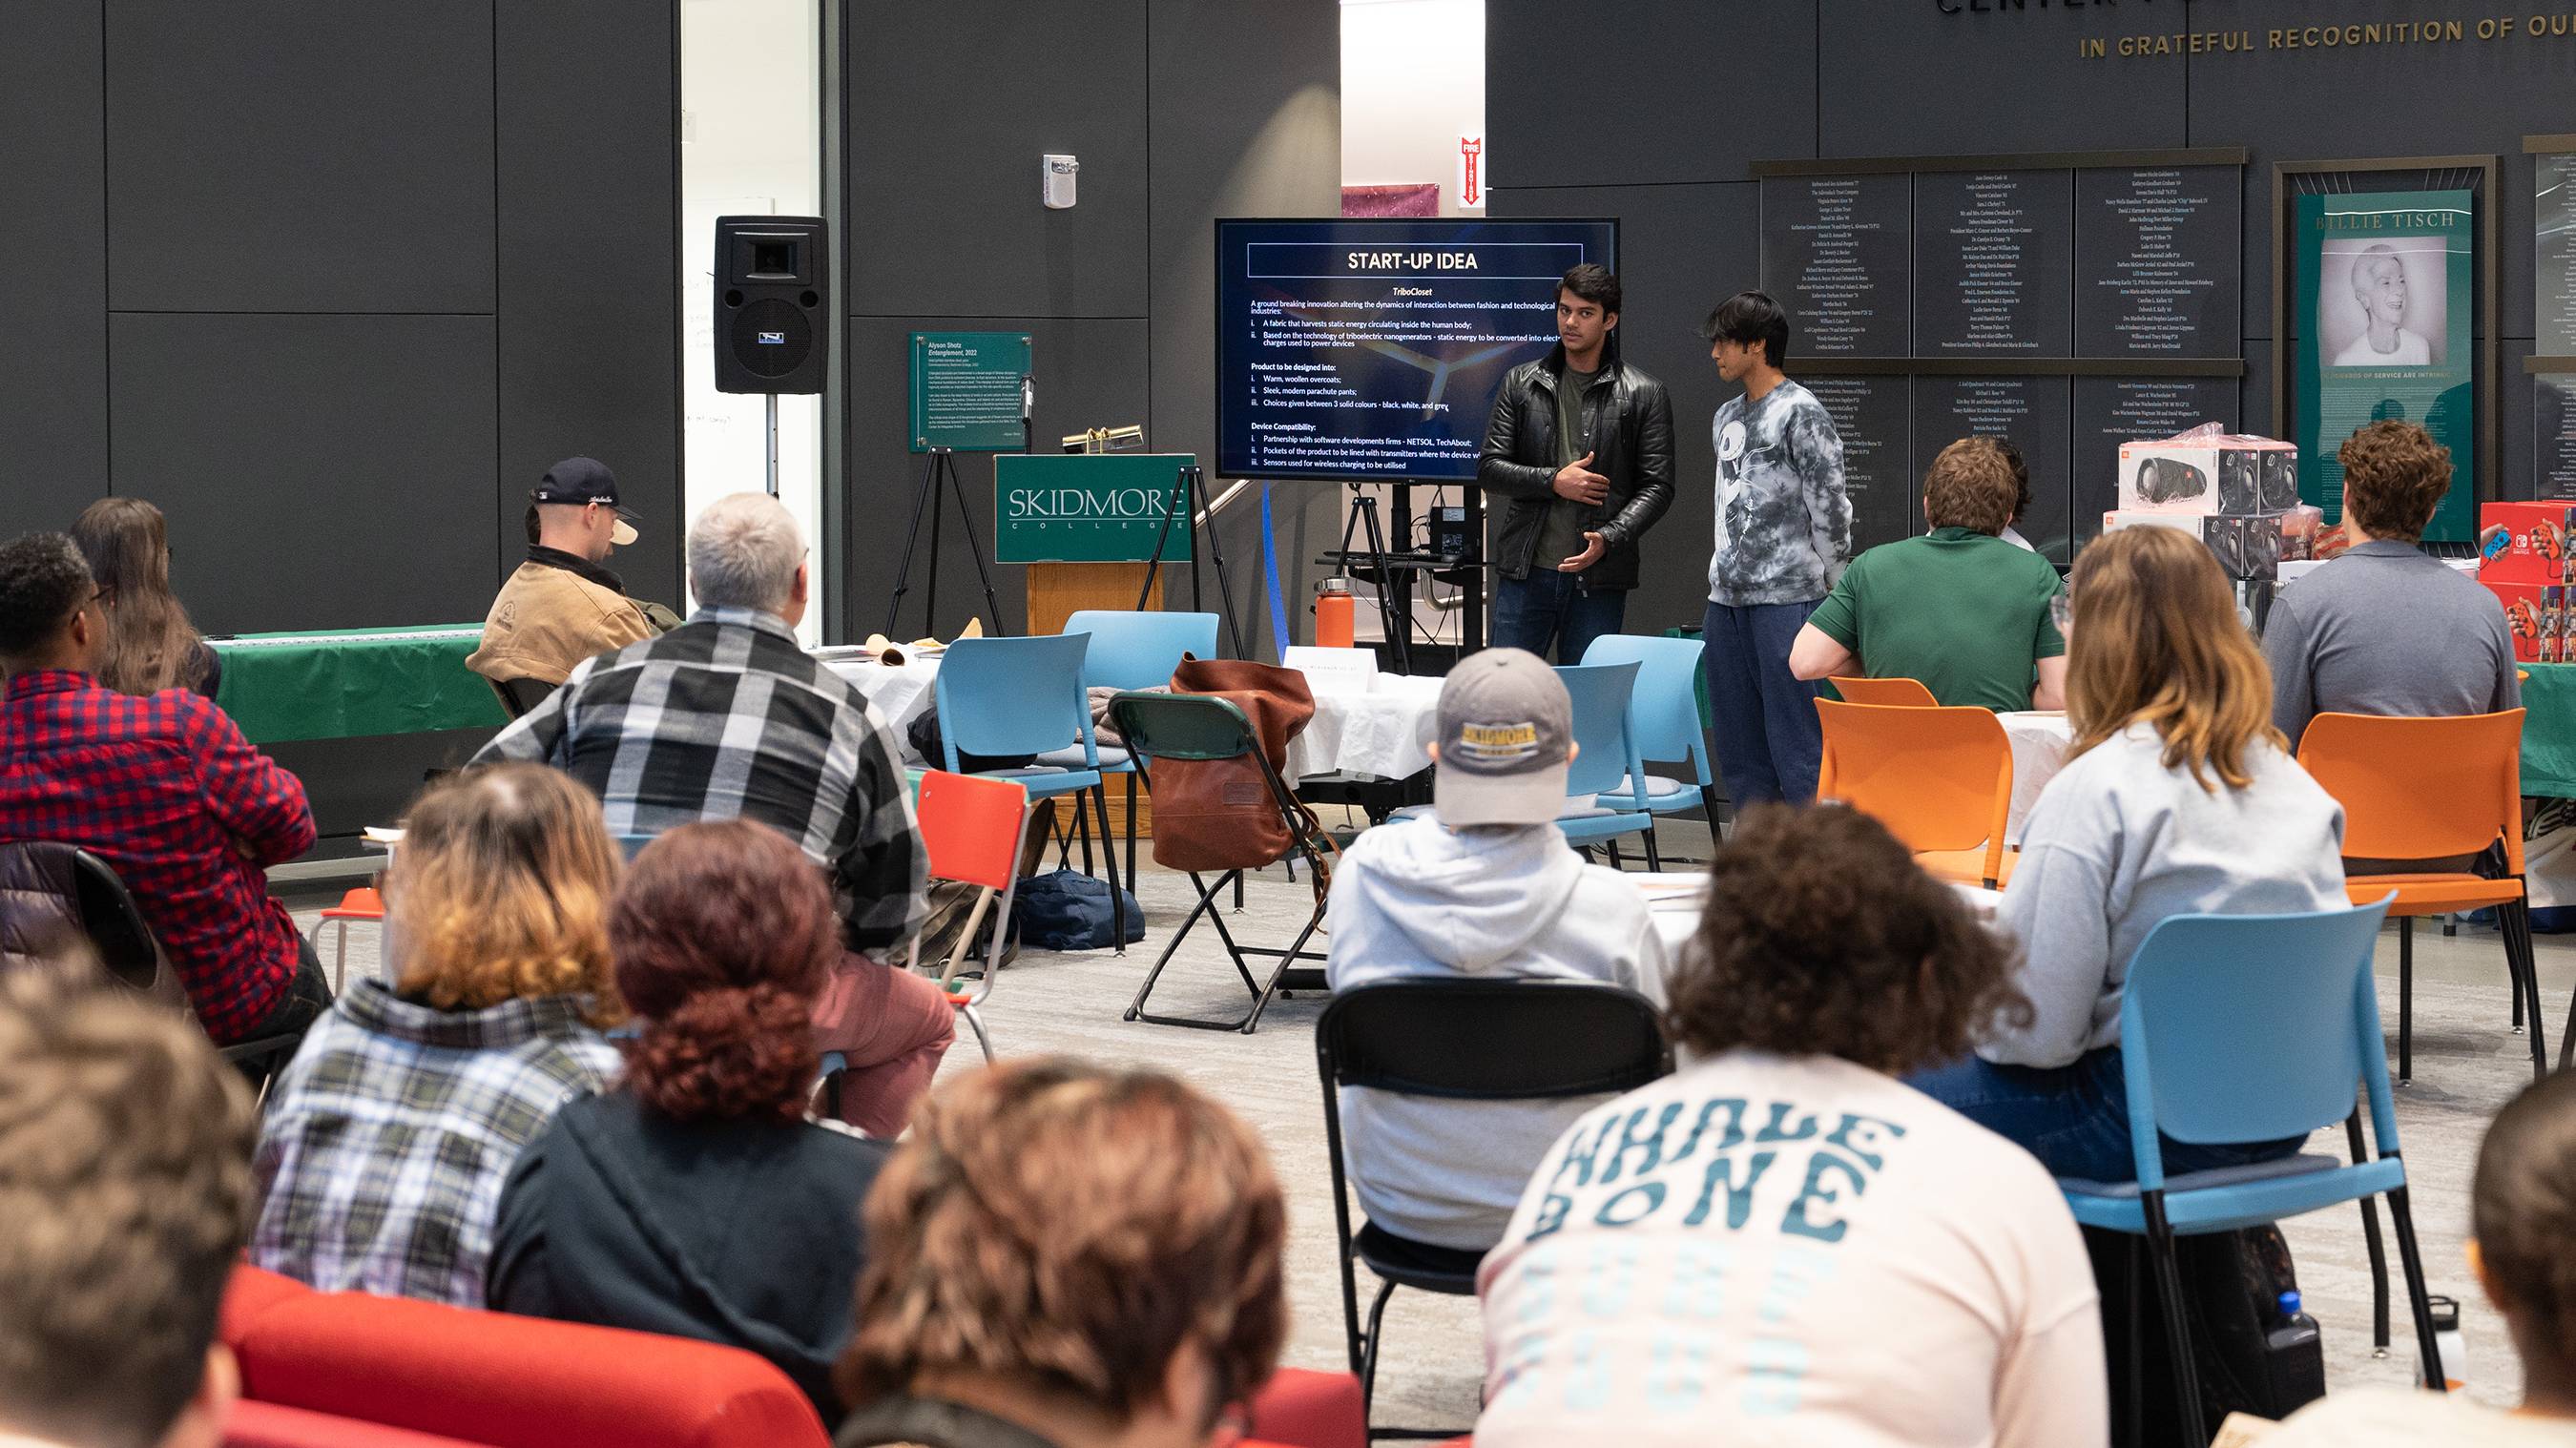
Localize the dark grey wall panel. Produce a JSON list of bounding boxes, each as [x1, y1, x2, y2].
[[1, 1, 108, 538], [1147, 0, 1340, 655], [105, 1, 495, 314], [109, 313, 496, 634], [1488, 180, 1760, 633], [1487, 0, 1815, 187], [2188, 0, 2572, 341], [845, 0, 1148, 319], [1817, 0, 2186, 159], [842, 317, 1151, 637], [496, 1, 682, 606]]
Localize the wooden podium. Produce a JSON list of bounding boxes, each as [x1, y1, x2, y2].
[[1000, 453, 1199, 840]]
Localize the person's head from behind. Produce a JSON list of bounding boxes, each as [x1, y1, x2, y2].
[[529, 457, 635, 564], [613, 819, 836, 1124], [1994, 437, 2032, 527], [838, 1060, 1287, 1447], [1426, 648, 1578, 829], [71, 499, 202, 695], [688, 493, 808, 628], [2337, 419, 2450, 546], [2471, 1070, 2576, 1407], [2064, 525, 2278, 791], [2352, 243, 2408, 330], [0, 966, 257, 1448], [1674, 804, 2028, 1072], [386, 762, 622, 1023], [1702, 290, 1790, 383], [1554, 263, 1620, 359], [0, 532, 101, 678], [1921, 437, 2022, 537]]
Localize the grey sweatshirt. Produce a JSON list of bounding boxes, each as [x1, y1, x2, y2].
[[1322, 818, 1668, 1251], [1985, 722, 2346, 1069]]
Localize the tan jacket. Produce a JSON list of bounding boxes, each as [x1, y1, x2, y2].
[[467, 560, 656, 686]]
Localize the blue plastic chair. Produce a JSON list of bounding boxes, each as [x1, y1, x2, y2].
[[1553, 661, 1654, 866], [613, 833, 655, 862], [1579, 634, 1718, 828], [933, 633, 1126, 951], [1063, 610, 1220, 880], [2059, 899, 2443, 1445]]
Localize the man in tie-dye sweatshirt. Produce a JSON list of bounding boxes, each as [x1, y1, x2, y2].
[[1700, 292, 1851, 809]]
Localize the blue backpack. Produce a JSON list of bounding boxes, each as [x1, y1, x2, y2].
[[1011, 869, 1144, 950]]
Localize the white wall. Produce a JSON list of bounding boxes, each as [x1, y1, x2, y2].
[[1340, 0, 1484, 216], [681, 0, 823, 641]]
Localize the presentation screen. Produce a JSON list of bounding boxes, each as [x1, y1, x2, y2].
[[1215, 218, 1618, 483]]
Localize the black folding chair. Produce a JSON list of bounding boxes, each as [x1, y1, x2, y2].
[[1316, 979, 1672, 1438], [1111, 691, 1333, 1033], [489, 676, 553, 720]]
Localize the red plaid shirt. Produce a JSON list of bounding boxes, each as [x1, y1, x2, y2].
[[0, 669, 316, 1042]]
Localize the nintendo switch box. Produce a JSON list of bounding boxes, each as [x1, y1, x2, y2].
[[2484, 580, 2564, 664], [2477, 502, 2576, 587]]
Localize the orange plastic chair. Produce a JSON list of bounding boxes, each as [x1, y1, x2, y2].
[[1828, 675, 1939, 707], [2296, 710, 2552, 1082], [314, 886, 384, 993], [1816, 698, 2016, 888], [907, 770, 1033, 1065]]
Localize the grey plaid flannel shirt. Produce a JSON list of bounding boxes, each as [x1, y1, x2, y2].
[[248, 978, 622, 1307], [472, 606, 928, 955]]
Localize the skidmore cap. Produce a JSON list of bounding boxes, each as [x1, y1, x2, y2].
[[531, 456, 639, 546], [1432, 648, 1574, 827]]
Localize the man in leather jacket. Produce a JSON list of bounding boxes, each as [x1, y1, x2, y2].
[[1476, 264, 1675, 662]]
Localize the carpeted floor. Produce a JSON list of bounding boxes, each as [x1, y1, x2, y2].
[[286, 820, 2574, 1431]]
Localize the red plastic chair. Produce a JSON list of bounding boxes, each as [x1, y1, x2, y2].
[[908, 770, 1033, 1065], [314, 887, 384, 992]]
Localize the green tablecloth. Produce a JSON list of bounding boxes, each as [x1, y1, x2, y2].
[[2523, 664, 2576, 798], [211, 625, 506, 745]]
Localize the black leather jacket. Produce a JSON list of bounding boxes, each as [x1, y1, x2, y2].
[[1475, 333, 1675, 590]]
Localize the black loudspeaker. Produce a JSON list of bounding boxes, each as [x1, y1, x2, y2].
[[714, 216, 828, 395]]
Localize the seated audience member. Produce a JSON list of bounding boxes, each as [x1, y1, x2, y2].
[[1996, 436, 2038, 553], [71, 498, 220, 699], [2262, 419, 2516, 751], [490, 818, 890, 1415], [2262, 1069, 2576, 1445], [250, 763, 623, 1307], [1914, 525, 2345, 1180], [1474, 804, 2104, 1448], [475, 492, 944, 1136], [0, 964, 258, 1448], [1323, 647, 1668, 1251], [835, 1060, 1287, 1448], [0, 532, 326, 1051], [1790, 435, 2067, 711], [467, 457, 660, 690]]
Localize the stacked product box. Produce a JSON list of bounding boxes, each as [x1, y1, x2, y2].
[[2479, 501, 2576, 663], [2101, 424, 2318, 637]]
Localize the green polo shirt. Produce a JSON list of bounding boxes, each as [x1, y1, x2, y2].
[[1807, 527, 2066, 712]]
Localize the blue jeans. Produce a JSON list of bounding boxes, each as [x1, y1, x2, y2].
[[1488, 569, 1627, 665], [1700, 599, 1823, 808], [1909, 1047, 2308, 1184]]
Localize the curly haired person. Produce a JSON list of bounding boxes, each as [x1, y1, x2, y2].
[[1473, 804, 2106, 1448], [490, 818, 890, 1417]]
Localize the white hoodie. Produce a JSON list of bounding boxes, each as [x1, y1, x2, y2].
[[1323, 818, 1669, 1251]]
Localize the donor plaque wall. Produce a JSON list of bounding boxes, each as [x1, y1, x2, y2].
[[1756, 149, 2247, 565]]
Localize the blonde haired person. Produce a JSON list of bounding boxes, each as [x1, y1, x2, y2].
[[1912, 526, 2347, 1182], [248, 762, 624, 1306], [70, 498, 220, 699]]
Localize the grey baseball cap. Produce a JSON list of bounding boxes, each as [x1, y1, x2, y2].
[[1433, 648, 1573, 827]]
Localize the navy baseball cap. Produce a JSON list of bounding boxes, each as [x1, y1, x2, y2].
[[530, 457, 638, 546]]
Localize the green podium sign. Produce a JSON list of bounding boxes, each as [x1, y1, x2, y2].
[[994, 454, 1195, 564], [910, 331, 1031, 452]]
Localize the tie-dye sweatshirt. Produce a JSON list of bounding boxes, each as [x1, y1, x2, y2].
[[1707, 379, 1853, 607]]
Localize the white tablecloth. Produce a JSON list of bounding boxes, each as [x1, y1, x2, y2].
[[1998, 711, 2074, 844], [1287, 674, 1446, 782], [820, 653, 943, 764], [1640, 870, 2002, 958]]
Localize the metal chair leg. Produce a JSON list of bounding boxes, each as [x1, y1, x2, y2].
[[2398, 917, 2414, 1086], [2503, 895, 2549, 1079], [1604, 838, 1623, 870], [2144, 1195, 2208, 1448], [959, 1003, 995, 1065], [1091, 784, 1127, 956], [2347, 1110, 2391, 1355], [1358, 1276, 1399, 1417], [1642, 823, 1664, 871], [2387, 1184, 2448, 1390]]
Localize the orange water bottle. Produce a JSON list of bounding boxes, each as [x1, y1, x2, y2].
[[1315, 575, 1357, 649]]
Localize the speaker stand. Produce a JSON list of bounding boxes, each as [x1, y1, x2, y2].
[[883, 446, 1008, 640], [1135, 463, 1249, 656], [764, 393, 780, 498]]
